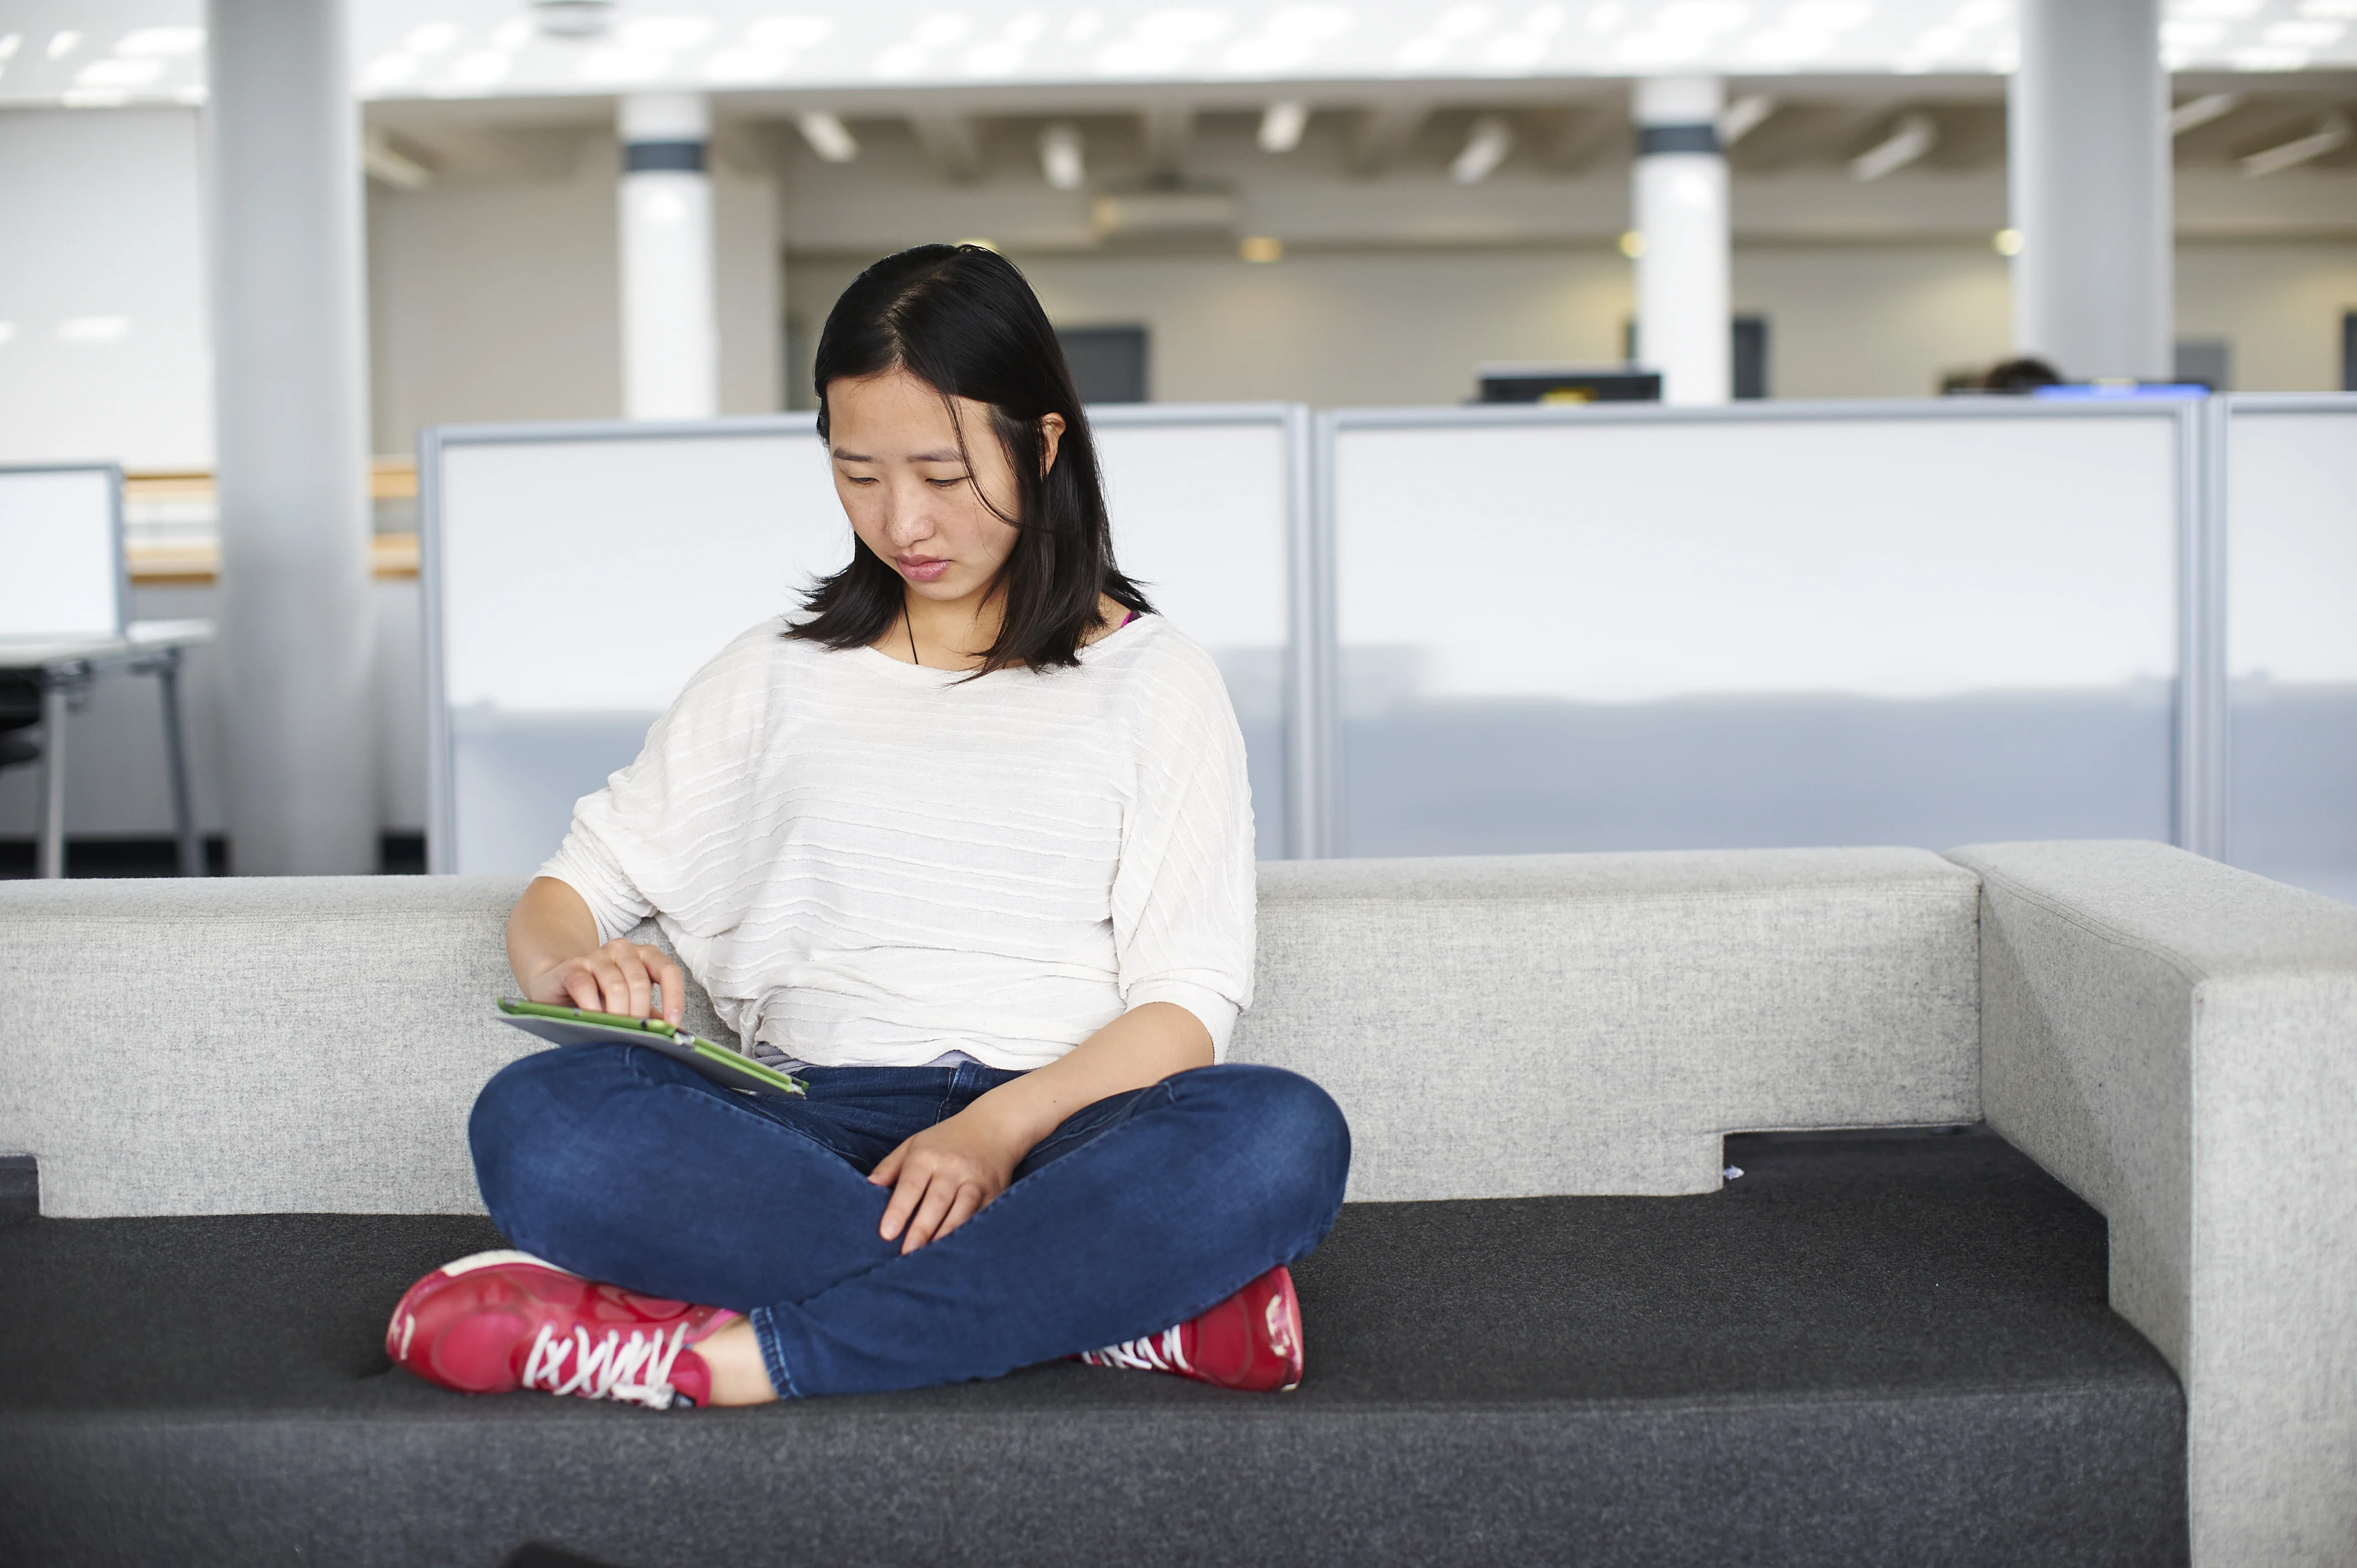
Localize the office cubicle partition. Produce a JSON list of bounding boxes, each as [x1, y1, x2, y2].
[[426, 399, 2277, 878], [424, 416, 838, 876], [2217, 394, 2357, 905], [421, 405, 1310, 874], [1315, 399, 2209, 860], [0, 462, 126, 641], [1089, 405, 1314, 862]]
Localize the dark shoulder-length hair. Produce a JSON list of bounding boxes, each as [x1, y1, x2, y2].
[[789, 244, 1150, 674]]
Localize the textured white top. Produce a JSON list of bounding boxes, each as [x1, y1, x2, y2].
[[539, 614, 1257, 1069]]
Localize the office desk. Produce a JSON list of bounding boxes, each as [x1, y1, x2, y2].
[[0, 620, 213, 879]]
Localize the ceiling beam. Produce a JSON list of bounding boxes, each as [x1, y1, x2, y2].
[[1719, 94, 1776, 147], [2169, 92, 2241, 135], [1350, 100, 1428, 176], [1141, 103, 1193, 182], [362, 126, 434, 189], [1533, 105, 1615, 172], [1849, 111, 1938, 181], [909, 111, 982, 182], [2240, 112, 2350, 178]]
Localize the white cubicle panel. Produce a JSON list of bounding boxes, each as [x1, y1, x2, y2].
[[0, 463, 125, 641], [1324, 400, 2194, 858], [425, 406, 1304, 874], [1086, 406, 1303, 862], [425, 417, 842, 874], [2222, 395, 2357, 906]]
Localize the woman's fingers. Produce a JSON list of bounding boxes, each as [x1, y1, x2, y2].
[[878, 1153, 932, 1241], [601, 942, 652, 1018], [603, 952, 641, 1014], [933, 1184, 985, 1245], [560, 965, 603, 1012], [652, 952, 685, 1024], [538, 943, 682, 1022], [870, 1116, 1015, 1250], [578, 942, 655, 1017], [643, 948, 686, 1025], [900, 1175, 967, 1255]]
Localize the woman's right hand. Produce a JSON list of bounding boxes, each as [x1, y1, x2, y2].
[[527, 938, 685, 1026]]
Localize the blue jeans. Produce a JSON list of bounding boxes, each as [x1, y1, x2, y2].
[[467, 1046, 1352, 1399]]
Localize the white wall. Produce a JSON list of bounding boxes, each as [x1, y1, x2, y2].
[[0, 106, 213, 468], [2179, 240, 2357, 394], [366, 138, 780, 454], [789, 241, 2005, 406], [785, 234, 2349, 406], [896, 247, 1632, 409], [1738, 244, 2015, 398]]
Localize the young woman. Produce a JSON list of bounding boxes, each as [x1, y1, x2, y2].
[[385, 245, 1351, 1409]]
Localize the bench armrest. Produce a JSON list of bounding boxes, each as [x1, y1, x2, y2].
[[1948, 840, 2357, 1565]]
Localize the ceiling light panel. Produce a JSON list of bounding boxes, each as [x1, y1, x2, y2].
[[4, 1, 2353, 110], [329, 0, 2357, 97], [0, 6, 205, 107]]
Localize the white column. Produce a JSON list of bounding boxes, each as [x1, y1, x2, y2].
[[1630, 75, 1731, 407], [2009, 0, 2172, 380], [204, 0, 378, 874], [619, 93, 718, 420]]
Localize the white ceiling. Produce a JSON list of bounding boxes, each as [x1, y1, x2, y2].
[[2, 0, 2354, 108]]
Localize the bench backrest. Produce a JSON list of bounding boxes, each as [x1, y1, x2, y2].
[[0, 848, 1980, 1216]]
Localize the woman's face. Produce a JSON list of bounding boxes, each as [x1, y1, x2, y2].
[[825, 368, 1061, 610]]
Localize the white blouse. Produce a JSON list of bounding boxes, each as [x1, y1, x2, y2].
[[539, 613, 1257, 1069]]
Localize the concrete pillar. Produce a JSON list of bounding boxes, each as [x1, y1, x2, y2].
[[619, 94, 718, 420], [204, 0, 378, 874], [2009, 0, 2172, 380], [1630, 75, 1731, 406]]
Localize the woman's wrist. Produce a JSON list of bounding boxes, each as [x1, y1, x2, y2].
[[960, 1077, 1063, 1160]]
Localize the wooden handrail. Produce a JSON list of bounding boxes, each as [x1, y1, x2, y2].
[[125, 458, 418, 502], [130, 533, 419, 586]]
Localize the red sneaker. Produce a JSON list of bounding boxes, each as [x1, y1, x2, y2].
[[1077, 1265, 1304, 1392], [386, 1250, 736, 1410]]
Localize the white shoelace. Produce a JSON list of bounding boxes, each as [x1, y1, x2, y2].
[[521, 1320, 692, 1409], [1079, 1324, 1191, 1376]]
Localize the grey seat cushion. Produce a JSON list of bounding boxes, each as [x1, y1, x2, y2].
[[0, 1131, 2184, 1568]]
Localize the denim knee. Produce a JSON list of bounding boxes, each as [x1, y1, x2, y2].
[[1181, 1063, 1352, 1230], [467, 1045, 642, 1236]]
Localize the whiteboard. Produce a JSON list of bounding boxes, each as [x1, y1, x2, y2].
[[1327, 400, 2190, 858], [0, 463, 124, 642], [2223, 395, 2357, 906], [426, 408, 1302, 874]]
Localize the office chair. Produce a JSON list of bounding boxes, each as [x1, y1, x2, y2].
[[0, 673, 41, 771]]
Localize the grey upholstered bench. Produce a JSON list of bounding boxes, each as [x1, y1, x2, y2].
[[3, 842, 2352, 1566]]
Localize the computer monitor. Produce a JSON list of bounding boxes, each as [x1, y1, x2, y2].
[[2031, 383, 2210, 401], [1476, 366, 1663, 404], [0, 462, 126, 642]]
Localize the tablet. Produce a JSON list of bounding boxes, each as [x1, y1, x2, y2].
[[495, 997, 806, 1099]]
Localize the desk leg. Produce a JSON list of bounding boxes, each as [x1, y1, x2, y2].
[[155, 648, 202, 877], [37, 676, 67, 879]]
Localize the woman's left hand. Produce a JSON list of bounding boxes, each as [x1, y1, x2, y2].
[[868, 1104, 1025, 1254]]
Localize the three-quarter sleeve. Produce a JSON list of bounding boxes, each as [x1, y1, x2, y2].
[[537, 623, 779, 946], [1108, 641, 1258, 1058]]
